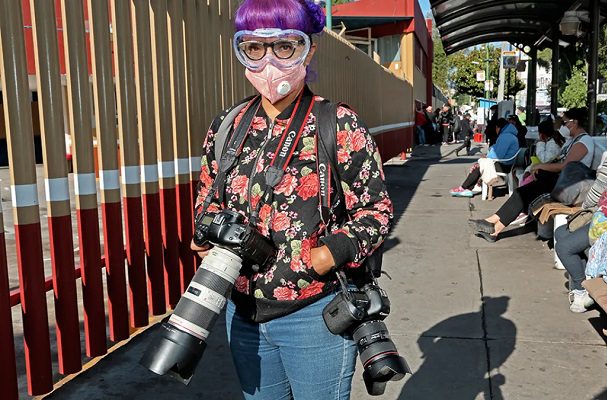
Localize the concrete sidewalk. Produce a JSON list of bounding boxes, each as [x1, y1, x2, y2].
[[42, 144, 607, 400]]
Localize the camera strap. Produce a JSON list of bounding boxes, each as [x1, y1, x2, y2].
[[199, 95, 262, 216], [314, 100, 346, 233], [249, 89, 315, 226]]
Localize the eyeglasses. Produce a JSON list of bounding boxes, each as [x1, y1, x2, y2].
[[561, 119, 572, 126], [238, 39, 305, 61]]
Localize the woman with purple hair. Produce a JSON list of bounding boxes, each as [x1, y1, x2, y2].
[[191, 0, 393, 398]]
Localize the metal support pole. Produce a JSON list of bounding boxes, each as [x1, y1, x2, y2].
[[551, 26, 560, 117], [527, 47, 538, 125], [485, 45, 490, 99], [326, 0, 332, 30], [507, 68, 511, 101], [587, 0, 600, 135]]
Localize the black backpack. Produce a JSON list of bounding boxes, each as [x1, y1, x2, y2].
[[212, 98, 383, 278]]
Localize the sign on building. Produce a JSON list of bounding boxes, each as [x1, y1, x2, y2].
[[502, 50, 518, 69]]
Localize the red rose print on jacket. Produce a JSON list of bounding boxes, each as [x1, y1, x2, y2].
[[290, 256, 305, 272], [272, 211, 291, 232], [274, 173, 298, 196], [337, 130, 348, 148], [349, 129, 367, 152], [234, 275, 249, 294], [199, 165, 213, 188], [299, 281, 324, 299], [345, 190, 359, 209], [252, 116, 267, 131], [230, 175, 249, 198], [257, 204, 272, 236], [296, 173, 319, 200], [273, 286, 298, 300]]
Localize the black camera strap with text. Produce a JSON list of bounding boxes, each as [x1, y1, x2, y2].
[[199, 95, 262, 217], [249, 89, 315, 226]]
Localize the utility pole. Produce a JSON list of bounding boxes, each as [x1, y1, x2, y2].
[[485, 45, 490, 99], [498, 42, 506, 101]]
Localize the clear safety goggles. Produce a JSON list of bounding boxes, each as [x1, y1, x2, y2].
[[233, 28, 311, 71]]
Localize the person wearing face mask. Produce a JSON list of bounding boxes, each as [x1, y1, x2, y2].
[[190, 1, 393, 398], [518, 119, 566, 187], [470, 107, 595, 242]]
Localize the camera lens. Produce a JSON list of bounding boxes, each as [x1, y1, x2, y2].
[[140, 247, 243, 383], [353, 320, 410, 396]]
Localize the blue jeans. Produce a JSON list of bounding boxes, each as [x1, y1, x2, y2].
[[226, 294, 357, 400], [555, 223, 591, 291], [416, 125, 426, 145]]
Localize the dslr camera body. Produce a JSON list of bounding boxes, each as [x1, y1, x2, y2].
[[193, 209, 275, 268], [141, 209, 275, 383], [323, 281, 410, 396]]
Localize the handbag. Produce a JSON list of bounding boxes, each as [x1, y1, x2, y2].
[[566, 209, 594, 232], [551, 161, 596, 206]]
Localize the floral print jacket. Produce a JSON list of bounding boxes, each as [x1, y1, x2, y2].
[[195, 88, 393, 322]]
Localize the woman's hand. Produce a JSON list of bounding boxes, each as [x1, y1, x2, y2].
[[191, 239, 212, 259], [530, 163, 543, 176], [310, 246, 336, 276]]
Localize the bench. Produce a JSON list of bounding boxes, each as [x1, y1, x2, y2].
[[481, 148, 527, 201], [582, 278, 607, 334]]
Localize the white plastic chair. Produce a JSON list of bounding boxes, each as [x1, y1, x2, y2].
[[481, 148, 526, 200]]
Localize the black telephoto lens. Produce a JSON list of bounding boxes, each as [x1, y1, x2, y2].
[[353, 320, 411, 396]]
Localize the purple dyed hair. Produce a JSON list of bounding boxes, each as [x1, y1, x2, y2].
[[234, 0, 325, 35]]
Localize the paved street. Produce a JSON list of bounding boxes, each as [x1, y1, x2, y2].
[[29, 144, 607, 399]]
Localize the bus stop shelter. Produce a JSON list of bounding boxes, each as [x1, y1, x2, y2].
[[429, 0, 607, 133]]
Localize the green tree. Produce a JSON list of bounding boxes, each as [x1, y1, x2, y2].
[[448, 46, 525, 99], [538, 48, 552, 71], [599, 25, 607, 80], [561, 63, 588, 108], [432, 26, 449, 94]]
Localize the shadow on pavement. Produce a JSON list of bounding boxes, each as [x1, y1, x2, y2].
[[398, 296, 516, 400], [45, 314, 244, 400]]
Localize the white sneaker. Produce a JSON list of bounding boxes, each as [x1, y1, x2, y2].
[[569, 290, 594, 313], [471, 184, 482, 194]]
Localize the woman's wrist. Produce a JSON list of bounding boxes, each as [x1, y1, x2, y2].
[[310, 245, 336, 275]]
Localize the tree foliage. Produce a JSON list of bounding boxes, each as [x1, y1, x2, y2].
[[560, 63, 588, 109], [432, 26, 449, 94], [538, 48, 552, 71], [448, 46, 525, 99]]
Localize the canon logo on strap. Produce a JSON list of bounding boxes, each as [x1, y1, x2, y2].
[[279, 130, 298, 158], [318, 163, 327, 198]]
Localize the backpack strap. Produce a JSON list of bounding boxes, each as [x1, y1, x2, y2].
[[199, 95, 261, 216], [214, 95, 256, 163]]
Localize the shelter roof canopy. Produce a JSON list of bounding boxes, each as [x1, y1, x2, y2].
[[430, 0, 581, 54]]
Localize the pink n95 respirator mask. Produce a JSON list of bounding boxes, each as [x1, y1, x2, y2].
[[234, 28, 311, 104]]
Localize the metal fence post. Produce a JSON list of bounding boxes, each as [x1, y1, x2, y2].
[[60, 0, 107, 357], [0, 199, 17, 399], [168, 0, 196, 290], [111, 0, 149, 328], [0, 0, 53, 393], [150, 0, 180, 308], [89, 0, 129, 342], [30, 0, 82, 374], [132, 0, 166, 315]]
